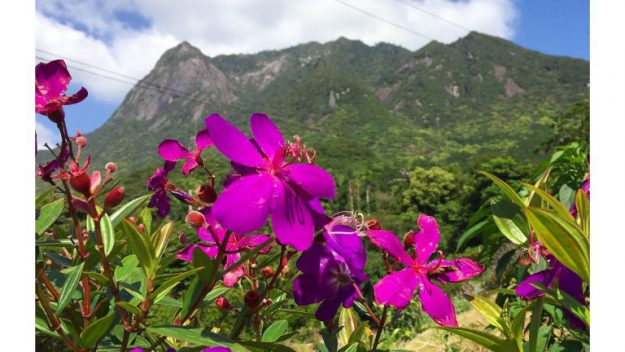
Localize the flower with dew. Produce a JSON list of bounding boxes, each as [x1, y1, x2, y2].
[[147, 161, 195, 217], [35, 59, 88, 123], [158, 129, 213, 176], [177, 207, 273, 286], [292, 219, 368, 321], [204, 113, 335, 251], [368, 214, 483, 326]]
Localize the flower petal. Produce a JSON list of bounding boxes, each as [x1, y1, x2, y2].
[[223, 253, 244, 287], [307, 198, 331, 229], [295, 243, 331, 274], [238, 234, 273, 254], [250, 112, 285, 159], [366, 230, 414, 266], [324, 225, 367, 274], [62, 87, 88, 105], [158, 139, 193, 161], [271, 181, 314, 251], [414, 214, 440, 265], [181, 159, 199, 176], [212, 174, 274, 235], [293, 272, 326, 306], [285, 164, 336, 199], [195, 128, 213, 151], [429, 258, 484, 283], [373, 269, 419, 311], [418, 277, 458, 326], [316, 297, 342, 321], [36, 59, 71, 99], [204, 114, 264, 167], [515, 268, 558, 301]]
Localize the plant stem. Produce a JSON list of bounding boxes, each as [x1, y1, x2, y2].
[[36, 283, 83, 352], [352, 283, 381, 326], [372, 305, 388, 351]]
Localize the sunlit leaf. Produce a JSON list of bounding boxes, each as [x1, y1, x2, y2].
[[55, 262, 84, 313], [36, 198, 65, 235]]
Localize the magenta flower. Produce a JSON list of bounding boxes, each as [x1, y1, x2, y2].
[[204, 113, 336, 251], [35, 59, 88, 122], [36, 146, 69, 184], [177, 207, 273, 286], [368, 215, 483, 326], [292, 224, 368, 321], [147, 161, 195, 217], [158, 129, 213, 175]]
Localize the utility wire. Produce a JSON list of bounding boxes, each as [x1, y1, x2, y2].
[[35, 54, 215, 106], [394, 0, 473, 32], [333, 0, 436, 41]]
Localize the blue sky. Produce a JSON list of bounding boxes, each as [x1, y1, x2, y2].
[[35, 0, 589, 149]]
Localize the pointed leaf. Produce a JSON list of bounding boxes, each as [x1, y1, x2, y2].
[[338, 308, 359, 347], [480, 171, 525, 207], [492, 215, 527, 245], [116, 301, 142, 316], [262, 320, 288, 342], [152, 267, 204, 304], [224, 238, 273, 274], [153, 221, 175, 260], [35, 186, 58, 209], [434, 327, 517, 352], [575, 189, 590, 238], [100, 214, 115, 255], [79, 313, 114, 348], [110, 195, 150, 227], [146, 326, 244, 351], [36, 198, 65, 235], [466, 294, 504, 332], [523, 183, 573, 221], [55, 262, 84, 313], [120, 219, 156, 274]]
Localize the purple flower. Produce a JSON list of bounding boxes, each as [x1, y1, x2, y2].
[[204, 113, 336, 251], [36, 146, 69, 184], [569, 177, 590, 217], [368, 215, 483, 327], [515, 255, 587, 330], [158, 129, 213, 175], [146, 161, 195, 217], [35, 59, 88, 122], [177, 207, 273, 286], [292, 223, 368, 321]]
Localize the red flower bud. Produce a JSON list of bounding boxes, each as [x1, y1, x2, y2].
[[365, 219, 382, 230], [196, 184, 217, 203], [185, 211, 206, 228], [260, 266, 274, 279], [105, 162, 117, 173], [128, 216, 136, 224], [104, 187, 125, 209], [403, 230, 415, 248], [70, 172, 91, 196], [75, 136, 87, 147], [244, 290, 261, 308], [215, 296, 232, 310], [179, 232, 188, 245], [138, 224, 145, 232]]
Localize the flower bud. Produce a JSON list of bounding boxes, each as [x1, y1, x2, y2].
[[104, 187, 125, 209], [215, 296, 232, 310], [196, 184, 217, 203], [128, 216, 136, 224], [70, 172, 91, 196], [185, 210, 206, 228], [260, 266, 274, 279], [105, 162, 117, 173], [75, 135, 87, 147], [244, 290, 261, 308], [365, 219, 382, 230], [281, 264, 289, 276], [179, 232, 188, 245], [403, 230, 415, 248], [138, 224, 145, 232]]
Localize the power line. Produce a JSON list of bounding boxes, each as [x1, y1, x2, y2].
[[394, 0, 473, 33], [333, 0, 436, 41], [35, 53, 216, 106]]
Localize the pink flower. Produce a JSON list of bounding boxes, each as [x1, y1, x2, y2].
[[158, 129, 213, 176], [35, 60, 88, 122], [368, 215, 483, 326]]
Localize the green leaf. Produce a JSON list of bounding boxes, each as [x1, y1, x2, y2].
[[338, 307, 358, 347], [466, 294, 504, 332], [36, 198, 65, 235], [533, 283, 590, 327], [180, 276, 203, 320], [120, 219, 156, 274], [109, 195, 151, 227], [528, 298, 545, 352], [527, 167, 551, 208], [433, 327, 518, 352], [525, 208, 590, 282], [100, 214, 115, 256], [35, 186, 58, 209], [79, 313, 114, 348], [146, 326, 244, 351], [511, 305, 528, 349], [492, 215, 527, 245], [197, 286, 230, 308], [55, 262, 84, 313], [116, 301, 142, 316], [262, 319, 288, 342], [575, 189, 590, 238], [480, 171, 525, 207], [338, 343, 359, 352], [36, 239, 74, 248], [152, 221, 175, 260], [457, 219, 493, 251], [192, 247, 216, 282], [523, 183, 573, 221], [152, 267, 204, 304], [139, 207, 153, 235], [276, 309, 316, 320], [224, 238, 273, 274]]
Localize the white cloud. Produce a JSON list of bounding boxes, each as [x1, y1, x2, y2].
[[35, 0, 518, 103], [36, 120, 60, 151]]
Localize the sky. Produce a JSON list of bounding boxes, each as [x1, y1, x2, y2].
[[35, 0, 589, 150]]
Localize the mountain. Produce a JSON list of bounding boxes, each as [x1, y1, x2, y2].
[[49, 32, 588, 223]]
